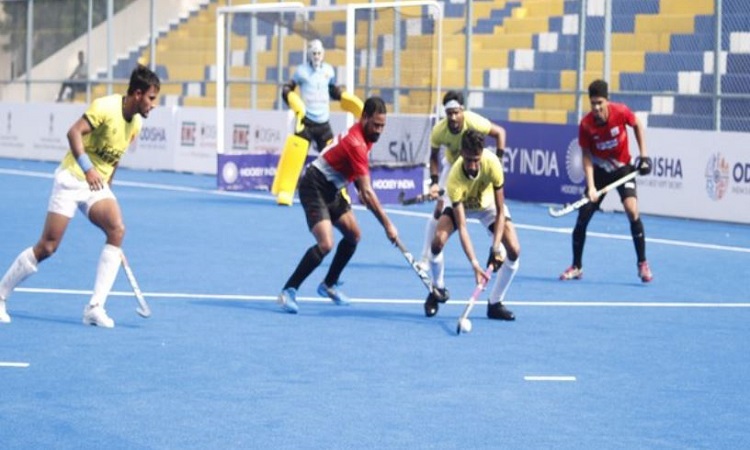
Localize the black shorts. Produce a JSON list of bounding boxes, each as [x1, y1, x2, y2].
[[590, 165, 638, 204], [297, 117, 334, 152], [298, 165, 351, 230]]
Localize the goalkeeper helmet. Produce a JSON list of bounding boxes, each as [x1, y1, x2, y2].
[[308, 39, 325, 69]]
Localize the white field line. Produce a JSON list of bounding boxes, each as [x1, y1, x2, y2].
[[14, 287, 750, 308], [2, 167, 749, 254]]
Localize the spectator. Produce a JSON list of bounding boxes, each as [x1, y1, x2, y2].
[[57, 50, 88, 102]]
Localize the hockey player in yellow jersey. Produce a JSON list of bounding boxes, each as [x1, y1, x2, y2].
[[423, 129, 519, 321], [0, 65, 160, 327]]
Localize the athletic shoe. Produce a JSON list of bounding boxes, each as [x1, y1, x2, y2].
[[559, 265, 583, 280], [317, 282, 350, 306], [82, 304, 115, 328], [638, 261, 653, 283], [278, 287, 299, 314], [424, 292, 440, 317], [487, 301, 515, 321], [433, 286, 450, 303], [423, 287, 449, 317], [0, 297, 10, 323]]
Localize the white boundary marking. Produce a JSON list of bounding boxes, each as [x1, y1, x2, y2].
[[524, 375, 576, 382], [0, 362, 30, 368], [14, 287, 750, 308], [2, 167, 748, 254]]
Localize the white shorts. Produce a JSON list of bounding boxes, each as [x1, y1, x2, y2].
[[47, 167, 116, 218], [465, 205, 511, 238]]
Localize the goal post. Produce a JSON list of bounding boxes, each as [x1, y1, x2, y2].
[[215, 1, 443, 196]]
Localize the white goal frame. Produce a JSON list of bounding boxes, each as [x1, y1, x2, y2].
[[215, 0, 443, 154]]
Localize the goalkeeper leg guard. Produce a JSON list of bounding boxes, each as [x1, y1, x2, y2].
[[272, 134, 310, 205]]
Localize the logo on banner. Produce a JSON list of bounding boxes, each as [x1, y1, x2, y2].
[[48, 113, 55, 135], [255, 126, 280, 144], [200, 123, 217, 147], [372, 178, 417, 190], [138, 126, 167, 152], [233, 124, 250, 151], [222, 161, 239, 184], [254, 125, 282, 153], [181, 122, 196, 147], [6, 111, 11, 133], [705, 153, 730, 201], [565, 139, 584, 184], [387, 132, 418, 164]]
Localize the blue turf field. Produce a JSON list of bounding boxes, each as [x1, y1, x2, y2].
[[1, 157, 749, 449]]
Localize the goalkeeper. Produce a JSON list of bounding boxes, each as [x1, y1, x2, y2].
[[275, 39, 363, 205], [423, 129, 517, 322]]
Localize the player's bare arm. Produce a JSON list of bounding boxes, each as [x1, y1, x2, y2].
[[453, 201, 487, 284], [488, 123, 507, 156], [582, 149, 598, 202], [355, 174, 398, 243], [67, 116, 103, 191]]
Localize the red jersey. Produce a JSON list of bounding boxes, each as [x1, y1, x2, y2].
[[313, 122, 372, 189], [579, 102, 637, 172]]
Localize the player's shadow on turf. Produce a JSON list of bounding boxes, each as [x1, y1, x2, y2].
[[522, 273, 651, 288], [191, 298, 449, 327], [7, 312, 142, 329], [315, 305, 428, 325]]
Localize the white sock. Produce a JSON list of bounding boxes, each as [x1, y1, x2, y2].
[[420, 217, 438, 262], [0, 247, 39, 301], [89, 244, 122, 308], [429, 251, 445, 289], [489, 257, 519, 304]]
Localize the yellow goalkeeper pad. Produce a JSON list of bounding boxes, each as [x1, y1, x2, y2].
[[340, 91, 364, 118], [272, 134, 310, 205], [287, 91, 306, 133]]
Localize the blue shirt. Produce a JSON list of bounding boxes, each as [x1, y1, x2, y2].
[[292, 62, 336, 123]]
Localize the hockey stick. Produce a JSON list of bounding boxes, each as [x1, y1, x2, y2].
[[548, 170, 638, 218], [397, 189, 444, 206], [394, 238, 441, 298], [456, 267, 493, 335], [120, 251, 152, 318]]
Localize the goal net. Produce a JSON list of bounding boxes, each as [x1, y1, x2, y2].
[[215, 1, 443, 194]]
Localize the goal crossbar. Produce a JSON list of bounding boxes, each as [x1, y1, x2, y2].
[[215, 0, 443, 154]]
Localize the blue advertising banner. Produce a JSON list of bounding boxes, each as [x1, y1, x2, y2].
[[217, 154, 279, 191], [218, 154, 423, 204], [487, 120, 586, 204], [346, 164, 424, 205]]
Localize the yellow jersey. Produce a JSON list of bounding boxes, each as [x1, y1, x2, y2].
[[446, 149, 504, 211], [60, 94, 142, 181], [430, 110, 492, 165]]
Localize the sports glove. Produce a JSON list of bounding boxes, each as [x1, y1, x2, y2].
[[486, 245, 506, 273], [636, 156, 652, 176]]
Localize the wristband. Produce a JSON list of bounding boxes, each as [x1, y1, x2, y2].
[[76, 153, 94, 173], [430, 174, 439, 186], [470, 259, 479, 267]]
